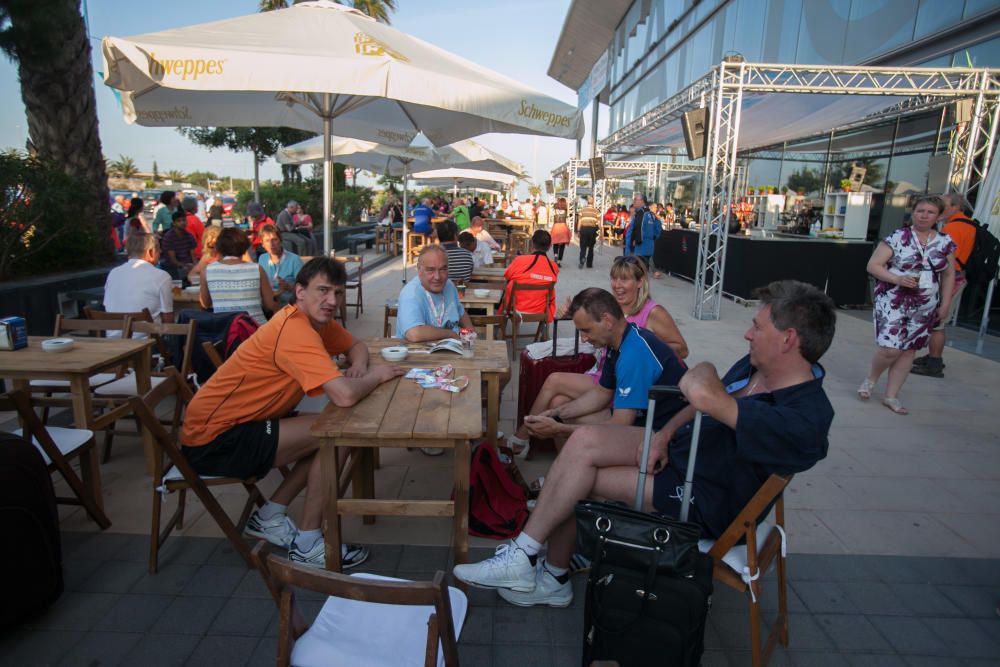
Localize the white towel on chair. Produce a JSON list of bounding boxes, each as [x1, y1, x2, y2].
[[525, 337, 595, 360]]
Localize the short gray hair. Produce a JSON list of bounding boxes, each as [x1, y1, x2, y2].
[[287, 200, 299, 209], [126, 232, 158, 259], [944, 192, 971, 215]]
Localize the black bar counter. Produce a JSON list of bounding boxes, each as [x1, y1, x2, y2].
[[653, 229, 873, 306]]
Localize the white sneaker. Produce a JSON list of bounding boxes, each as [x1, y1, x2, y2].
[[288, 539, 370, 569], [499, 564, 572, 607], [244, 510, 297, 547], [452, 543, 535, 592], [420, 447, 444, 456]]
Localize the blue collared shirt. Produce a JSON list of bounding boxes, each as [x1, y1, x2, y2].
[[258, 251, 303, 305], [395, 279, 466, 338]]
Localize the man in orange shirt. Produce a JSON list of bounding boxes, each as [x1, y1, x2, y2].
[[913, 193, 976, 378], [181, 257, 405, 568], [504, 230, 559, 320]]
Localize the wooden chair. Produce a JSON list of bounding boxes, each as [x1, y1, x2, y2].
[[469, 314, 506, 346], [699, 474, 793, 667], [504, 282, 554, 359], [407, 231, 429, 264], [252, 543, 465, 667], [334, 254, 364, 322], [374, 224, 393, 254], [94, 320, 197, 463], [383, 303, 399, 338], [1, 389, 110, 529], [128, 368, 265, 574]]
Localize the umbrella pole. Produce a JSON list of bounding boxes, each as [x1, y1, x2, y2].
[[402, 165, 409, 283], [322, 94, 333, 257]]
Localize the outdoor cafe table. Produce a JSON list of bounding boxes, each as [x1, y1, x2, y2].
[[310, 371, 482, 571], [364, 338, 509, 444], [470, 266, 507, 280], [459, 288, 503, 322], [0, 336, 156, 480]]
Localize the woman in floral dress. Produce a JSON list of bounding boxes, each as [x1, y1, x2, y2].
[[860, 196, 956, 414]]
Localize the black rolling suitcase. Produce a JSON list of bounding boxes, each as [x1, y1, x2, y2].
[[575, 386, 713, 667]]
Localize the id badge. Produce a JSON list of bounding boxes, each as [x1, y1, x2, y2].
[[919, 270, 935, 289]]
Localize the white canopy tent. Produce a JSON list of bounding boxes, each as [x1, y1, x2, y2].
[[102, 0, 582, 253], [411, 168, 518, 197]]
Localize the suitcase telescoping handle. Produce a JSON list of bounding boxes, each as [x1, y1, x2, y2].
[[634, 385, 702, 523], [550, 317, 580, 357]]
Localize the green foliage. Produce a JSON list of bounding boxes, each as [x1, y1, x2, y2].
[[0, 151, 102, 280], [178, 127, 315, 163], [234, 180, 373, 224], [784, 167, 823, 196], [152, 160, 159, 181], [108, 155, 138, 179], [186, 170, 219, 188], [165, 169, 186, 182]]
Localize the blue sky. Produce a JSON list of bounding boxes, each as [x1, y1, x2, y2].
[[0, 0, 605, 194]]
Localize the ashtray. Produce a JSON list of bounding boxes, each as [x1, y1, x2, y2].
[[381, 346, 409, 362], [41, 337, 75, 353]]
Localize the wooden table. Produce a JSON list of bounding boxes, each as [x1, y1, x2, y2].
[[470, 266, 507, 280], [364, 338, 510, 445], [311, 372, 482, 571], [173, 288, 203, 310], [459, 288, 503, 320], [1, 336, 156, 479]]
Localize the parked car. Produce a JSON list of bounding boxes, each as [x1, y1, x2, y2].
[[141, 189, 164, 215]]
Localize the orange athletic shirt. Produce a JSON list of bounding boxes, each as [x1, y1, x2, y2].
[[941, 213, 976, 270], [504, 253, 559, 320], [181, 304, 353, 446]]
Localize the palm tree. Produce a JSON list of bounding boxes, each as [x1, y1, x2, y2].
[[260, 0, 397, 22], [0, 0, 112, 258], [352, 0, 396, 23], [109, 155, 139, 179], [166, 169, 186, 182]]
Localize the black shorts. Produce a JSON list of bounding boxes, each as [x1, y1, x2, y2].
[[651, 466, 686, 518], [182, 420, 279, 480]]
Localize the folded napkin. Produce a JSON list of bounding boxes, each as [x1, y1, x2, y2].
[[525, 337, 596, 360]]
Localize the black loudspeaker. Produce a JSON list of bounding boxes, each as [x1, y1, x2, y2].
[[681, 107, 709, 160], [590, 157, 605, 181]]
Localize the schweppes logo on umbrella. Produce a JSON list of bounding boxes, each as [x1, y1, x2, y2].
[[148, 52, 226, 81], [354, 33, 408, 62]]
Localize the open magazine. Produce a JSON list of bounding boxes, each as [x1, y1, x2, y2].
[[408, 338, 465, 355]]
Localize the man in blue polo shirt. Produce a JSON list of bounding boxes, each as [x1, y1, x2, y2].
[[412, 198, 435, 234], [396, 244, 473, 342], [519, 287, 687, 452], [455, 280, 836, 608], [258, 224, 304, 305]]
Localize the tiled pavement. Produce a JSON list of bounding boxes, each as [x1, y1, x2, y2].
[[2, 532, 998, 666], [4, 242, 1000, 665]]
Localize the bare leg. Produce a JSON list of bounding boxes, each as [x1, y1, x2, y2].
[[926, 329, 945, 358], [513, 372, 595, 440], [268, 414, 322, 526], [885, 349, 915, 399], [521, 425, 645, 563], [866, 346, 901, 385]]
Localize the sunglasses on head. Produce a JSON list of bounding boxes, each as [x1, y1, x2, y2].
[[613, 256, 641, 265]]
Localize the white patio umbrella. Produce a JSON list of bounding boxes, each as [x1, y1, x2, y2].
[[277, 136, 523, 277], [101, 0, 582, 254], [412, 168, 519, 197]]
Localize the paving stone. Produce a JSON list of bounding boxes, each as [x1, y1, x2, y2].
[[793, 581, 860, 614], [397, 544, 451, 572], [787, 651, 852, 666], [32, 591, 120, 632], [362, 542, 403, 571], [711, 609, 758, 650], [180, 564, 248, 597], [458, 642, 492, 666], [154, 536, 222, 567], [891, 583, 964, 617], [459, 605, 493, 645], [72, 559, 147, 594], [70, 532, 148, 563], [151, 596, 227, 635], [232, 569, 272, 599], [547, 605, 584, 646], [206, 540, 254, 567], [93, 594, 173, 633], [924, 617, 1000, 659], [208, 597, 276, 636], [464, 585, 500, 608], [552, 642, 583, 666], [247, 636, 279, 667], [902, 657, 968, 666], [784, 612, 837, 651], [867, 615, 951, 656], [912, 557, 988, 587], [698, 649, 730, 666], [494, 642, 553, 666], [726, 648, 793, 665], [61, 557, 105, 592], [130, 563, 201, 595], [863, 556, 935, 585], [846, 654, 908, 666], [813, 614, 893, 653], [839, 581, 912, 616], [186, 635, 259, 666], [791, 554, 881, 582], [0, 629, 83, 665], [56, 630, 142, 667], [493, 605, 550, 644], [937, 585, 1000, 618], [121, 633, 200, 666]]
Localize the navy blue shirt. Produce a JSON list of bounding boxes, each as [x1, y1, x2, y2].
[[654, 354, 833, 538], [412, 204, 434, 234], [599, 323, 687, 429]]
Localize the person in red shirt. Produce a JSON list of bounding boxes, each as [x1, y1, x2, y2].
[[246, 201, 275, 255], [504, 229, 559, 320], [181, 196, 205, 259], [912, 192, 977, 378]]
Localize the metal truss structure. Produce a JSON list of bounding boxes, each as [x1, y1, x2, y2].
[[600, 62, 1000, 320], [551, 158, 663, 229]]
